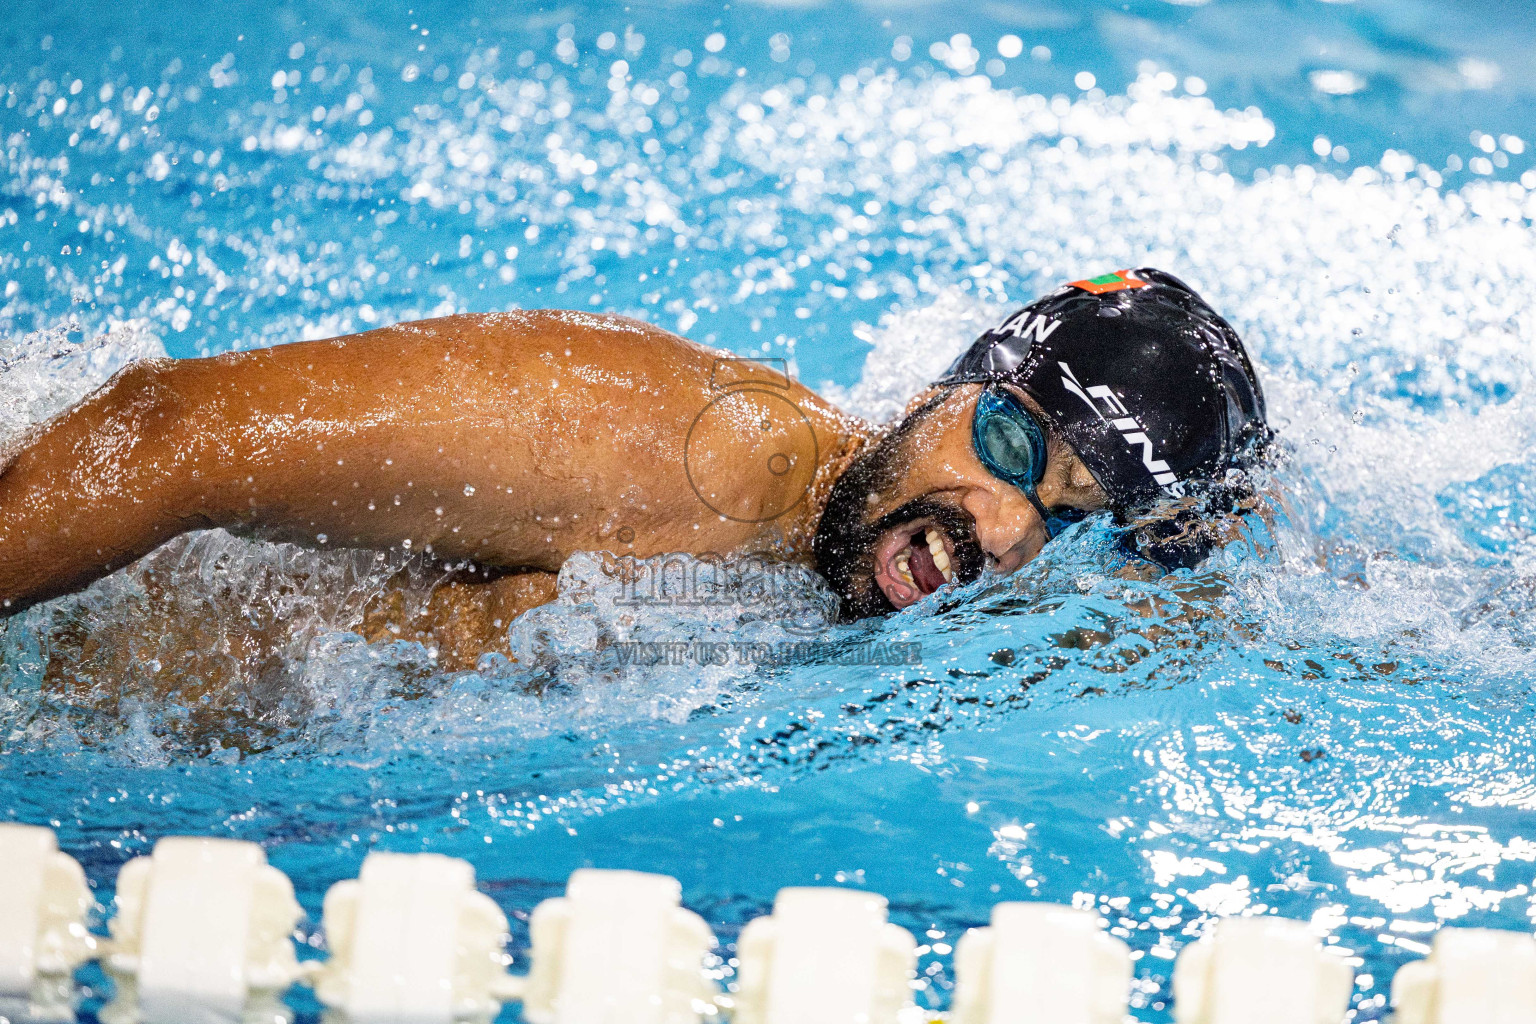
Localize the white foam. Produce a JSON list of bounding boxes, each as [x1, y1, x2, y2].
[[0, 320, 165, 451]]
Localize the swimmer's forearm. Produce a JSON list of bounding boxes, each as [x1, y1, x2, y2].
[[0, 326, 572, 614]]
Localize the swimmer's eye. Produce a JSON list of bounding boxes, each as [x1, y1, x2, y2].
[[972, 385, 1076, 540]]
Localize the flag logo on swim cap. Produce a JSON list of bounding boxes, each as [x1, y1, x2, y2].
[[1068, 269, 1149, 295]]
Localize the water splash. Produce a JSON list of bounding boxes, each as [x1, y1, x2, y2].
[[0, 320, 165, 448]]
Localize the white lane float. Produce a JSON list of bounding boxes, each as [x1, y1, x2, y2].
[[951, 902, 1132, 1024], [1392, 926, 1536, 1024], [0, 823, 95, 1023], [1172, 916, 1353, 1024], [100, 835, 302, 1024], [521, 867, 717, 1024], [316, 850, 520, 1024], [732, 886, 917, 1024]]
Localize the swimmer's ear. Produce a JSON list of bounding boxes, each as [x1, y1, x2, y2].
[[1049, 440, 1112, 510], [1066, 455, 1111, 508]]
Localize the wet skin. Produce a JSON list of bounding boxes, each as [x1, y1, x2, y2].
[[0, 310, 862, 622], [0, 314, 1106, 652]]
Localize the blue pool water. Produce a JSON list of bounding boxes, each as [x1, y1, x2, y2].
[[3, 0, 1536, 1019]]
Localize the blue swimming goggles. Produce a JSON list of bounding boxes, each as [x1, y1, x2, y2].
[[971, 385, 1087, 540]]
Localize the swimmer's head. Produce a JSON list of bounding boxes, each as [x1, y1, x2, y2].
[[813, 268, 1270, 617]]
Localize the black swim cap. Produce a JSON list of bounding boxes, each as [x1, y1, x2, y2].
[[937, 268, 1269, 513]]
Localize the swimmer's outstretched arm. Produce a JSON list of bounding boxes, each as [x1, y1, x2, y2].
[[0, 311, 856, 615]]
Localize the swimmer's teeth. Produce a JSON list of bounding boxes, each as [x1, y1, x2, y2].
[[895, 551, 914, 586], [924, 528, 954, 583]]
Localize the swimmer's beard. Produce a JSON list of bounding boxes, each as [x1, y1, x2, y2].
[[813, 451, 986, 619]]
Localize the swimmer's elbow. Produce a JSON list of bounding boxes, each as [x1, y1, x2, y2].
[[101, 357, 184, 414], [77, 357, 196, 459], [119, 357, 217, 446], [92, 357, 226, 520]]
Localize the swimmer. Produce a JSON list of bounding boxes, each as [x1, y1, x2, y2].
[[0, 268, 1268, 656]]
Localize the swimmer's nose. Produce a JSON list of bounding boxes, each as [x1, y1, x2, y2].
[[965, 486, 1048, 573]]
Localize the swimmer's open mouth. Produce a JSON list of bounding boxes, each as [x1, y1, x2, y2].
[[873, 519, 962, 609]]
